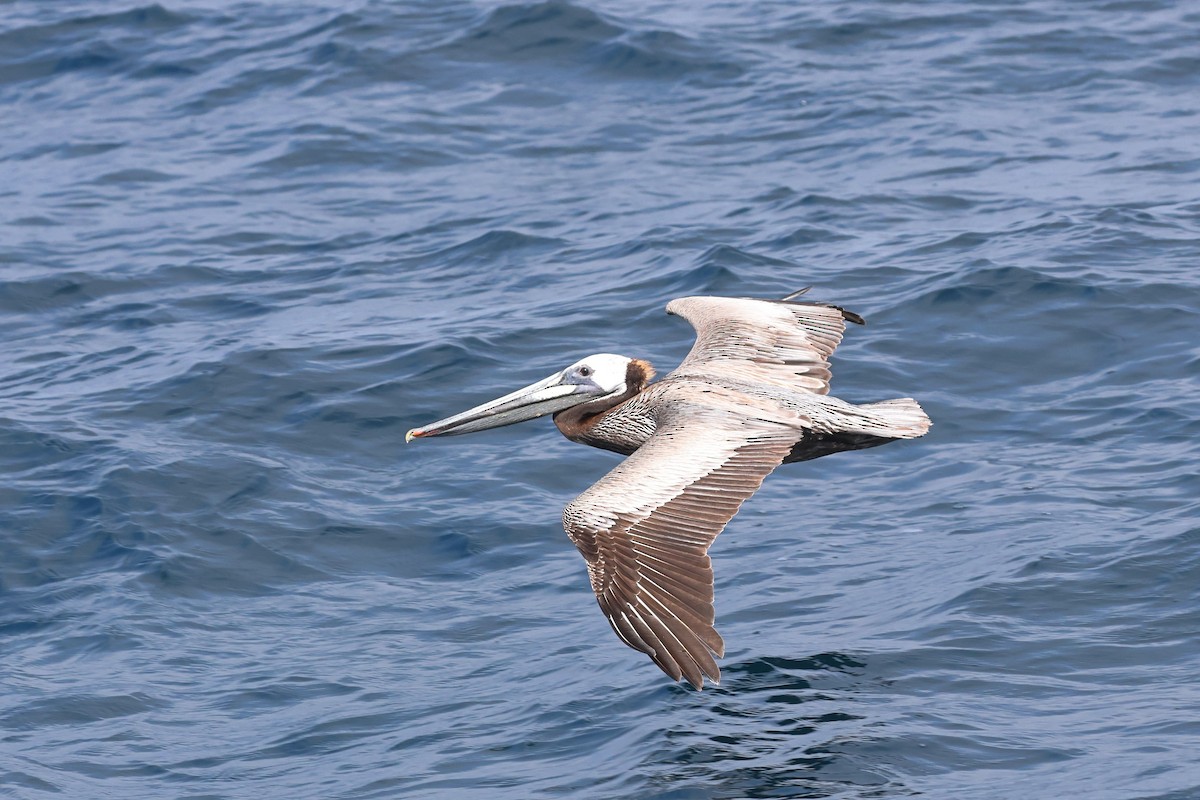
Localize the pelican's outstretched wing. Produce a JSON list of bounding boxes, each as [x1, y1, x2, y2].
[[562, 394, 799, 688], [666, 295, 864, 395]]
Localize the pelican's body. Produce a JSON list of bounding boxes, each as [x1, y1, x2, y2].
[[408, 293, 931, 688]]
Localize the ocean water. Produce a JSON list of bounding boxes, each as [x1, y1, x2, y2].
[[2, 1, 1199, 798]]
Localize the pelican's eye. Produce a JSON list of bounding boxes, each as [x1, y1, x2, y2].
[[579, 366, 593, 377]]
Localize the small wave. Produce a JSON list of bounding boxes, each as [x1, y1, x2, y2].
[[439, 1, 623, 64], [0, 4, 196, 87], [432, 0, 741, 81], [428, 229, 567, 264]]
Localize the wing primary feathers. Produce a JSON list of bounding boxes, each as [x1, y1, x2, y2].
[[563, 406, 797, 689]]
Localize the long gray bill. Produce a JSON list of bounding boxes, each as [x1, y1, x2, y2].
[[406, 370, 606, 441]]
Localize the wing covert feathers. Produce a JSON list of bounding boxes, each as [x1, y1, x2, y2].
[[563, 409, 797, 689], [666, 295, 861, 395]]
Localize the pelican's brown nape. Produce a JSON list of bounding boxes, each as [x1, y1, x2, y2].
[[407, 292, 932, 689]]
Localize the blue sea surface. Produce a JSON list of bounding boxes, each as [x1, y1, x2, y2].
[[2, 1, 1199, 798]]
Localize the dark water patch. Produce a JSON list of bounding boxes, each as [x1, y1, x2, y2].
[[0, 769, 60, 794], [129, 60, 198, 80], [4, 692, 167, 730], [718, 652, 865, 695], [594, 29, 743, 83], [0, 4, 196, 89], [1094, 156, 1200, 176], [73, 301, 176, 332], [0, 272, 127, 315], [417, 229, 568, 270], [0, 423, 163, 591], [244, 718, 382, 762], [93, 167, 179, 185], [630, 657, 900, 799], [771, 7, 998, 54], [756, 226, 856, 250], [695, 243, 797, 271], [431, 0, 741, 82], [1129, 53, 1200, 87], [7, 215, 63, 227], [251, 130, 462, 175], [172, 292, 272, 320], [443, 1, 625, 65]]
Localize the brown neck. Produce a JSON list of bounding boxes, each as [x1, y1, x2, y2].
[[553, 358, 655, 442]]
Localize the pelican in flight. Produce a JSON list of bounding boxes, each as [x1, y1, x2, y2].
[[407, 291, 930, 688]]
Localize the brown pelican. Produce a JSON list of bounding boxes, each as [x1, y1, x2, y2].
[[407, 291, 931, 688]]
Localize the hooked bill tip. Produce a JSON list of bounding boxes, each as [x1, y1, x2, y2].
[[405, 429, 422, 443]]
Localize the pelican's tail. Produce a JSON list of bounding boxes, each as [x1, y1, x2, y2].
[[854, 398, 932, 439], [783, 398, 931, 464]]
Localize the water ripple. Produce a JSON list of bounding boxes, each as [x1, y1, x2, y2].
[[3, 0, 1200, 798]]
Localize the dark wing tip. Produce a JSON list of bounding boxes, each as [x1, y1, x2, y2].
[[840, 307, 866, 326], [776, 290, 867, 326]]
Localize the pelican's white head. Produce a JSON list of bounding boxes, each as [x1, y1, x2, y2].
[[560, 353, 634, 397]]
